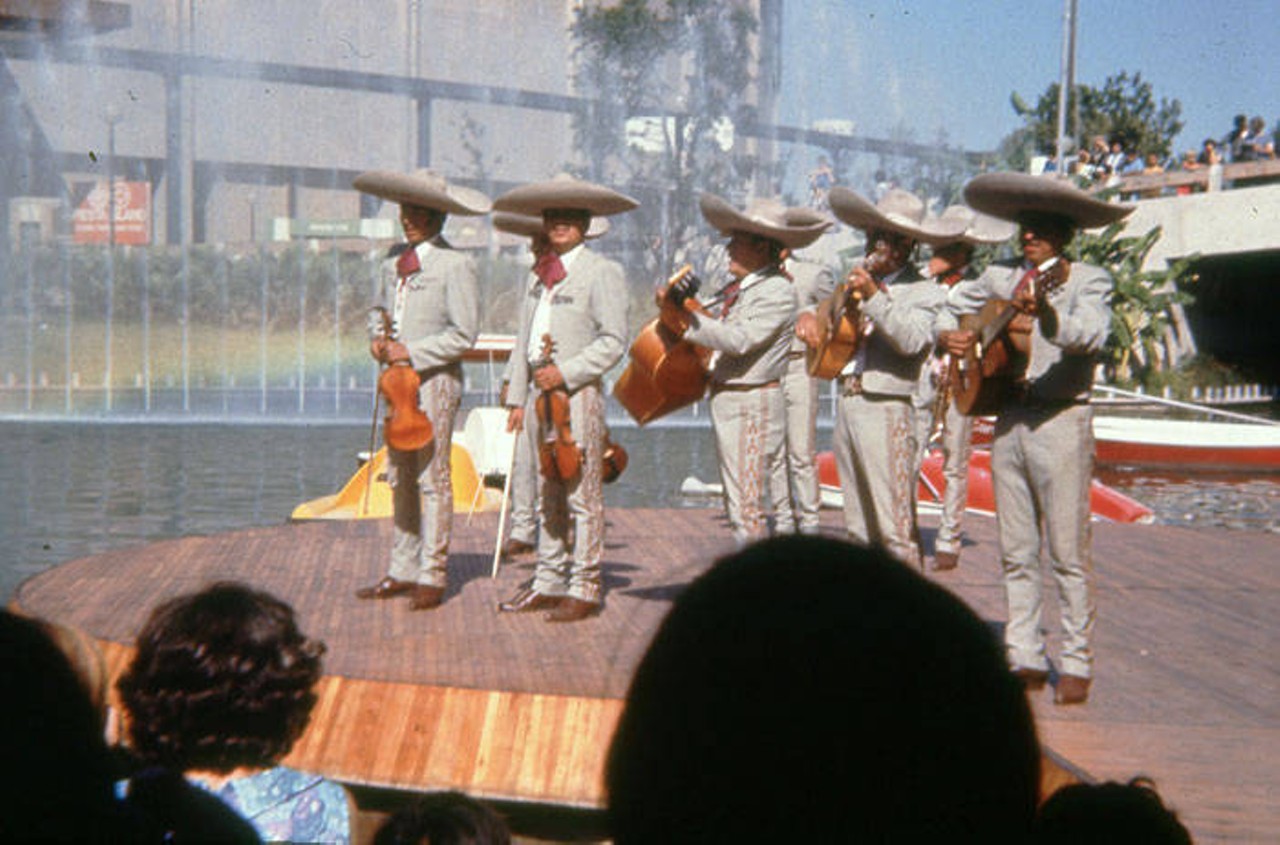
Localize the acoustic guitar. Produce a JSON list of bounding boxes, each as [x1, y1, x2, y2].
[[949, 260, 1069, 416], [613, 265, 714, 425], [806, 250, 892, 379]]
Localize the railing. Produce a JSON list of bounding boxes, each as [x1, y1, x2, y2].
[[1109, 158, 1280, 197]]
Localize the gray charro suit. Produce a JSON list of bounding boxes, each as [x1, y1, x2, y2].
[[508, 244, 628, 603], [500, 353, 539, 547], [832, 264, 945, 565], [947, 258, 1111, 679], [912, 268, 982, 559], [376, 236, 480, 589], [684, 268, 797, 545], [770, 257, 836, 534]]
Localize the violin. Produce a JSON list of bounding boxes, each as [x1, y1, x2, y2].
[[370, 307, 434, 452], [534, 333, 582, 482]]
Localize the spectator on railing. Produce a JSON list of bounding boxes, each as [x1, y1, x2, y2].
[[1138, 153, 1166, 198], [1069, 149, 1097, 182], [1224, 113, 1249, 162], [1175, 150, 1203, 195], [1196, 137, 1222, 167], [1240, 116, 1275, 161]]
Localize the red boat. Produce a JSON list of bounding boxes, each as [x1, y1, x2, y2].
[[1092, 416, 1280, 472], [815, 449, 1155, 524]]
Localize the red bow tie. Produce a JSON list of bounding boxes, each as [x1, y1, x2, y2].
[[396, 247, 421, 278], [534, 252, 567, 288]]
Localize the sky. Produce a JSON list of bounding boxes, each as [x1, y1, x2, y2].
[[780, 0, 1275, 158]]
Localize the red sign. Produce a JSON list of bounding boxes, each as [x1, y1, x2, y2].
[[72, 180, 152, 245]]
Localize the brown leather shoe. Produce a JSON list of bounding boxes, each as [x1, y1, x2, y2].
[[498, 585, 562, 613], [933, 550, 959, 571], [1012, 667, 1050, 690], [355, 576, 417, 600], [500, 538, 535, 561], [409, 585, 446, 611], [1054, 674, 1091, 705], [546, 597, 601, 623]]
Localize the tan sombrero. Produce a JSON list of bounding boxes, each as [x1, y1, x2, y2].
[[925, 205, 1017, 247], [492, 173, 639, 217], [963, 172, 1134, 229], [700, 194, 832, 249], [353, 169, 492, 216], [492, 211, 610, 240], [827, 186, 963, 245]]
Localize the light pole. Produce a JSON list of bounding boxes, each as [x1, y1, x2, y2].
[[104, 106, 122, 411]]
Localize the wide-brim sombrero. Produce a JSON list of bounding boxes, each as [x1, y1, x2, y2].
[[700, 194, 832, 249], [828, 186, 964, 245], [492, 211, 610, 240], [963, 172, 1134, 229], [493, 174, 639, 217], [353, 169, 492, 216], [926, 205, 1017, 246]]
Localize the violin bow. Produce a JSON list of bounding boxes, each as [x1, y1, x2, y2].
[[490, 429, 519, 578]]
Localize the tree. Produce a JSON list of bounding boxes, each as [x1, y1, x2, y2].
[[570, 0, 758, 279], [1000, 72, 1183, 171]]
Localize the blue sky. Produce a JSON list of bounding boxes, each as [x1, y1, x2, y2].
[[779, 0, 1275, 157]]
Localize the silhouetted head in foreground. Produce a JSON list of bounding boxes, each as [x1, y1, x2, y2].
[[1034, 776, 1192, 844], [373, 791, 511, 845], [606, 536, 1041, 843]]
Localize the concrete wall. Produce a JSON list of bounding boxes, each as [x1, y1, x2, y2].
[[1123, 183, 1280, 269]]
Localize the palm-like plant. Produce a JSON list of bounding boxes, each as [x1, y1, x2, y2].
[[1069, 223, 1197, 386]]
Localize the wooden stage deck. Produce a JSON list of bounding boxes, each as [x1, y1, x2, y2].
[[11, 507, 1279, 843]]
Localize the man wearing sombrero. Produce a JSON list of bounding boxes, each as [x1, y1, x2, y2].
[[941, 172, 1134, 705], [914, 205, 1015, 572], [675, 194, 826, 547], [494, 175, 636, 622], [492, 212, 611, 564], [798, 187, 964, 567], [768, 206, 836, 537], [351, 169, 492, 611]]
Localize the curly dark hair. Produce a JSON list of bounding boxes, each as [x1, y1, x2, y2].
[[117, 581, 325, 773]]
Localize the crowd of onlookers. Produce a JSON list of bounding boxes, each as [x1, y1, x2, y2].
[[5, 537, 1196, 842], [1056, 113, 1277, 199]]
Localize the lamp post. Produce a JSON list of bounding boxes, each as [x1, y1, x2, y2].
[[104, 106, 122, 411]]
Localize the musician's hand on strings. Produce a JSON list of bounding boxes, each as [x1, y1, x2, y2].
[[1012, 283, 1039, 316], [533, 364, 565, 391], [371, 338, 411, 365], [847, 266, 880, 302], [506, 406, 524, 433], [795, 311, 822, 348], [1008, 313, 1036, 335], [667, 271, 701, 308], [939, 329, 976, 358]]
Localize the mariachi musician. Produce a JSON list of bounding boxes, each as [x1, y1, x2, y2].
[[666, 195, 827, 546], [769, 206, 836, 536], [493, 211, 612, 564], [352, 169, 491, 611], [796, 187, 963, 567], [912, 204, 1015, 572], [939, 172, 1133, 705], [495, 175, 637, 623]]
